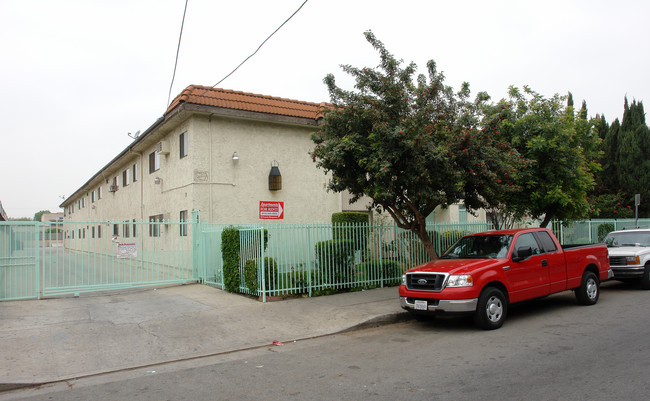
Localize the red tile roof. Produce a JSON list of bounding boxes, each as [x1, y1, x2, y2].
[[166, 85, 329, 120]]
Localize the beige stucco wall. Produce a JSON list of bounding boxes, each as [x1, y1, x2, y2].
[[62, 107, 489, 231], [62, 111, 368, 226]]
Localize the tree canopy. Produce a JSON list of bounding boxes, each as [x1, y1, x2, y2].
[[33, 210, 51, 222], [311, 31, 520, 259], [482, 87, 601, 228]]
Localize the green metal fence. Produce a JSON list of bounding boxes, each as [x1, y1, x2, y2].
[[551, 219, 650, 245], [213, 221, 494, 301], [4, 217, 644, 302]]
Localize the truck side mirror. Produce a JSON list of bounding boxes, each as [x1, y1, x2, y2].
[[512, 246, 532, 262]]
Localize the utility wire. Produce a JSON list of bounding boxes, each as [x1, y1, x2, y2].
[[167, 0, 189, 108], [198, 0, 310, 97]]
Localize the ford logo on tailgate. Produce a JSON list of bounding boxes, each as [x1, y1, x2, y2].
[[417, 279, 428, 285]]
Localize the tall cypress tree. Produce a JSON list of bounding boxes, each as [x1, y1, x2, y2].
[[617, 99, 650, 215], [600, 118, 620, 194]]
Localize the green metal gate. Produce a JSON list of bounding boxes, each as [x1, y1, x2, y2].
[[0, 222, 40, 300], [0, 218, 198, 300]]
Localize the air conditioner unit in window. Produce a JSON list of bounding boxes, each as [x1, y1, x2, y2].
[[109, 185, 118, 192], [155, 141, 170, 155]]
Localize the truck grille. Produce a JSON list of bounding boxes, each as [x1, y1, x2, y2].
[[405, 273, 447, 291], [609, 256, 627, 266]]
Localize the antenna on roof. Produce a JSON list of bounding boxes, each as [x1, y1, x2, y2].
[[128, 130, 141, 140]]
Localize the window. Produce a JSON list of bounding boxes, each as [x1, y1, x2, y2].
[[149, 214, 163, 237], [97, 225, 102, 239], [179, 210, 188, 236], [458, 204, 467, 223], [98, 186, 103, 200], [81, 197, 85, 208], [113, 224, 119, 236], [123, 221, 130, 238], [132, 219, 137, 238], [91, 191, 95, 203], [535, 231, 558, 253], [122, 168, 131, 187], [132, 163, 138, 182], [91, 226, 95, 238], [179, 132, 188, 158], [514, 233, 541, 256], [149, 151, 160, 173]]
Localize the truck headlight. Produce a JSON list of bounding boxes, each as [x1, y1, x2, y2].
[[626, 256, 640, 265], [447, 274, 473, 287], [401, 274, 406, 285]]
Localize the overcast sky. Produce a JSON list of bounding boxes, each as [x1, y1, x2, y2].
[[1, 0, 648, 219]]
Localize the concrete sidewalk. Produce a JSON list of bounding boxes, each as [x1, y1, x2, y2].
[[0, 284, 406, 387]]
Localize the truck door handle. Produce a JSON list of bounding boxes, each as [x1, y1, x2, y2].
[[541, 260, 548, 267]]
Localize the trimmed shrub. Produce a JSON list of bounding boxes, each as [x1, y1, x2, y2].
[[222, 226, 241, 293], [598, 223, 615, 243], [315, 239, 355, 284], [243, 259, 258, 293], [332, 212, 369, 252], [244, 257, 279, 293], [356, 259, 401, 284]]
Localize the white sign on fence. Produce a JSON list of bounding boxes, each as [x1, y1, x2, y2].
[[117, 243, 137, 259]]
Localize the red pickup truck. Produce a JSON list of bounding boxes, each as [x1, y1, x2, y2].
[[399, 228, 612, 329]]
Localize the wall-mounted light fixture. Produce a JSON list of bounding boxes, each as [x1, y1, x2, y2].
[[268, 161, 282, 191], [154, 177, 161, 185], [232, 152, 239, 161]]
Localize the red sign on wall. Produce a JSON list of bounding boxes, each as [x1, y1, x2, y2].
[[259, 201, 284, 219]]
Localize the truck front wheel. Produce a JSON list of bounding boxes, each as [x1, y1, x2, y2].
[[575, 271, 599, 305], [474, 287, 507, 330], [641, 264, 650, 290]]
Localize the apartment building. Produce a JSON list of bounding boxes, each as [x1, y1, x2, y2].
[[60, 86, 372, 229]]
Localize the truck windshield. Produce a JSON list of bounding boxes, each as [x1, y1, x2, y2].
[[604, 232, 650, 247], [441, 235, 513, 259]]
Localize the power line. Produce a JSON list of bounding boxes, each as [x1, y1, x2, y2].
[[199, 0, 310, 97], [167, 0, 189, 108]]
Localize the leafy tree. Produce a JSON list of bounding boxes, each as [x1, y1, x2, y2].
[[599, 118, 621, 194], [617, 99, 650, 215], [33, 210, 51, 222], [483, 87, 601, 228], [587, 193, 634, 219], [311, 31, 520, 259]]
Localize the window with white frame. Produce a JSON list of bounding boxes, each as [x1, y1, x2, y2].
[[149, 214, 163, 237], [132, 163, 138, 182], [179, 210, 188, 236], [149, 151, 160, 173], [123, 168, 131, 187], [179, 132, 188, 159]]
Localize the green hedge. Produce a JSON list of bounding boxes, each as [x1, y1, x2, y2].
[[222, 226, 269, 293], [244, 257, 278, 293], [315, 239, 355, 284], [222, 226, 240, 293], [332, 212, 369, 252], [355, 259, 401, 284], [598, 223, 615, 242]]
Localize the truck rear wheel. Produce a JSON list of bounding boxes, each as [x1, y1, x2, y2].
[[575, 271, 599, 305], [474, 287, 507, 330]]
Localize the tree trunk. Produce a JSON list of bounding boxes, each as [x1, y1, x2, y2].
[[539, 214, 552, 228], [415, 225, 439, 260]]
